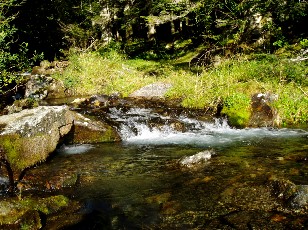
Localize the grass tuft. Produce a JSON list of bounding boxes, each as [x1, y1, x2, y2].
[[53, 50, 308, 126]]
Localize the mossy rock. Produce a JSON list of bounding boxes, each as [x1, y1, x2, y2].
[[221, 94, 251, 128], [222, 93, 280, 128], [0, 106, 73, 182], [67, 112, 121, 144], [0, 133, 60, 172], [0, 195, 70, 229], [72, 125, 120, 143], [223, 108, 251, 128]]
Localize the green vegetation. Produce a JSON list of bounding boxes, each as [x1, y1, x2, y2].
[[20, 195, 69, 215], [0, 195, 69, 229], [0, 0, 307, 126], [0, 134, 23, 170], [53, 51, 157, 96], [221, 94, 251, 128], [0, 0, 43, 95], [55, 46, 307, 126]]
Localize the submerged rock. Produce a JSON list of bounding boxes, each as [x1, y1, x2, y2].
[[0, 195, 75, 229], [268, 177, 308, 212], [75, 94, 122, 108], [291, 185, 308, 209], [0, 106, 73, 187], [179, 150, 214, 169]]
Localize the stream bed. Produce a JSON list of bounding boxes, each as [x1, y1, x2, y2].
[[19, 107, 308, 229]]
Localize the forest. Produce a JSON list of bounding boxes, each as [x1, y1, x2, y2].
[[1, 0, 308, 125]]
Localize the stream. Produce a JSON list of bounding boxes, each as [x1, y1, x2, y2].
[[22, 106, 308, 229]]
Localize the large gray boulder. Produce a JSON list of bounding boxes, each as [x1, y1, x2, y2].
[[0, 106, 73, 186]]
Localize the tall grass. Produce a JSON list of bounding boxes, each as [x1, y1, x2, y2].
[[54, 50, 308, 126], [54, 52, 158, 96]]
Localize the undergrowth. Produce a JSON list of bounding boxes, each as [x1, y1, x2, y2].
[[54, 49, 308, 126]]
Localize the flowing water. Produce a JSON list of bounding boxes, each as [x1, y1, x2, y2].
[[24, 107, 308, 229]]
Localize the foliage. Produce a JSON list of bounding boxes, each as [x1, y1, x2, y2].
[[0, 0, 43, 94], [272, 83, 308, 126], [57, 49, 308, 126], [1, 0, 307, 127], [2, 0, 308, 62], [221, 94, 251, 128]]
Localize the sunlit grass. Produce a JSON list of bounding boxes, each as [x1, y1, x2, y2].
[[54, 50, 308, 126]]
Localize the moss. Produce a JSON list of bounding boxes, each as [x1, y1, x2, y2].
[[20, 211, 42, 230], [45, 195, 70, 213], [0, 133, 58, 173], [223, 108, 251, 128], [13, 98, 39, 110], [19, 195, 69, 215], [0, 135, 23, 170], [100, 126, 120, 142], [0, 196, 69, 229], [72, 124, 120, 144], [221, 94, 251, 128]]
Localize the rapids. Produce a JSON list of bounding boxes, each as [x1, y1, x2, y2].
[[5, 105, 308, 229]]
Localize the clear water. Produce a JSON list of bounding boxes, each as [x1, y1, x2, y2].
[[24, 107, 308, 229]]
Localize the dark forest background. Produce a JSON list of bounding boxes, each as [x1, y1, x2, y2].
[[1, 0, 307, 91]]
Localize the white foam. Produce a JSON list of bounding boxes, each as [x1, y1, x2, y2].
[[109, 107, 307, 146], [57, 144, 94, 155]]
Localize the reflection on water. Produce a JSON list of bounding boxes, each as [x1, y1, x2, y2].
[[4, 106, 302, 228], [24, 123, 308, 229]]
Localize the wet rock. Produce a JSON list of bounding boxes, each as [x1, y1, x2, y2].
[[4, 98, 39, 115], [221, 211, 285, 229], [220, 182, 280, 212], [45, 173, 79, 190], [268, 177, 297, 201], [268, 177, 308, 211], [73, 93, 122, 108], [71, 97, 87, 104], [169, 120, 186, 132], [46, 78, 67, 99], [88, 95, 109, 107], [87, 94, 120, 107], [129, 82, 172, 99], [290, 185, 308, 209], [146, 192, 171, 205], [42, 200, 82, 230], [66, 112, 121, 144], [0, 106, 73, 187], [249, 93, 280, 127], [0, 195, 71, 229]]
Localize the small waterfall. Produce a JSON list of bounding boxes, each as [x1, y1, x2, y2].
[[107, 107, 307, 147]]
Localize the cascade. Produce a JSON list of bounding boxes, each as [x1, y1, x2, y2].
[[106, 107, 307, 146]]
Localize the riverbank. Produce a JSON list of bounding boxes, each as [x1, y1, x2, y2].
[[52, 48, 307, 127]]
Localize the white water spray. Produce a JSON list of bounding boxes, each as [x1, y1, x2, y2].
[[107, 107, 307, 146]]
